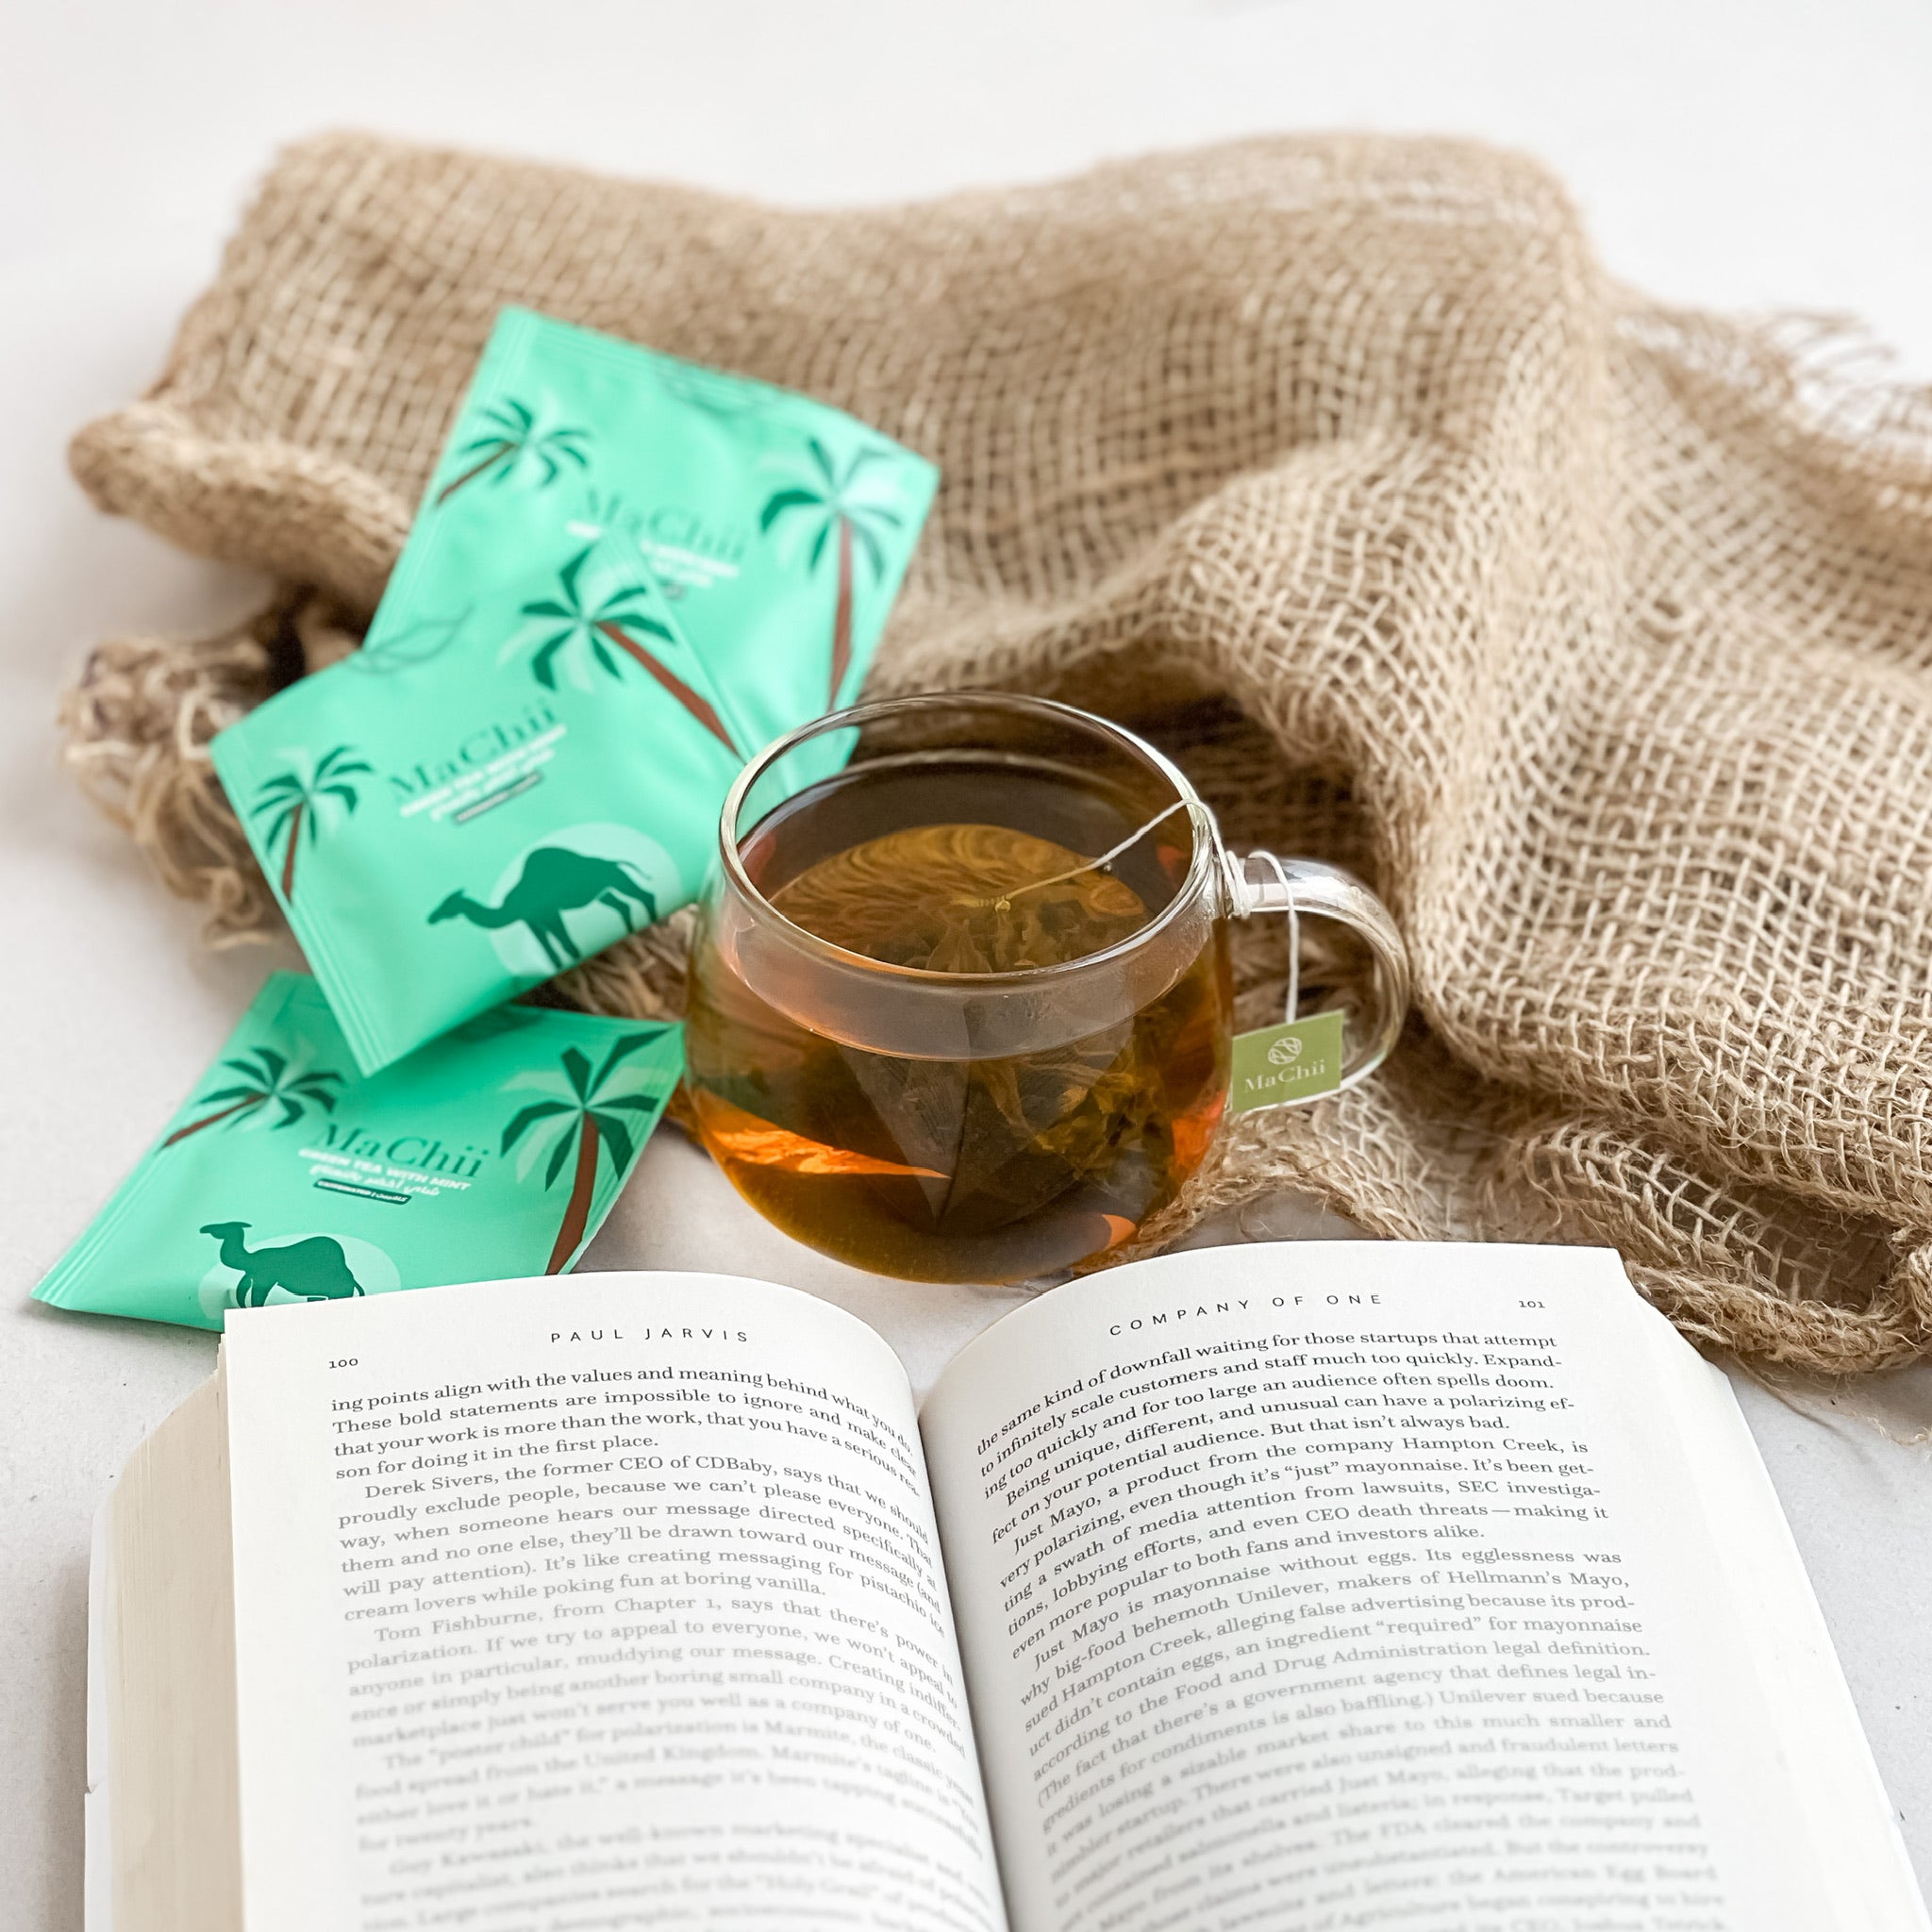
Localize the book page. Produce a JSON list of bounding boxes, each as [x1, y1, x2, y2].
[[93, 1375, 242, 1932], [220, 1272, 1006, 1932], [922, 1241, 1927, 1932]]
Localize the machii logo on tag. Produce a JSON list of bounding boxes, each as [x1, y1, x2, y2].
[[1228, 1009, 1345, 1114]]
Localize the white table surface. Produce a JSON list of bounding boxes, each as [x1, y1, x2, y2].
[[5, 4, 1932, 1925]]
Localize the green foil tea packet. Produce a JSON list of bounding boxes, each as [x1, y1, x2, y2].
[[211, 308, 937, 1074], [33, 974, 681, 1331], [507, 310, 941, 749]]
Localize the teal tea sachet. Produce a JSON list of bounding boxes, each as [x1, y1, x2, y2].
[[211, 308, 938, 1074], [33, 974, 681, 1330]]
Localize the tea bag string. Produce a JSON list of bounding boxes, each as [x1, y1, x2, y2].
[[973, 801, 1189, 913], [1248, 850, 1302, 1023]]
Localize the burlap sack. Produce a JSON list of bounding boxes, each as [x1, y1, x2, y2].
[[63, 132, 1932, 1373]]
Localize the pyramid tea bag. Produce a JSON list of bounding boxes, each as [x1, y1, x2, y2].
[[212, 308, 937, 1074], [770, 823, 1152, 974], [768, 820, 1168, 1207], [33, 974, 681, 1330]]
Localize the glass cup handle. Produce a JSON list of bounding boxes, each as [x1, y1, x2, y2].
[[1222, 851, 1411, 1094]]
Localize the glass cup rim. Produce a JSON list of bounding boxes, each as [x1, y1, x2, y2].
[[716, 691, 1223, 990]]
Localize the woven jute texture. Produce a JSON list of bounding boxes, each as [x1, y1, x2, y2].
[[63, 132, 1932, 1373]]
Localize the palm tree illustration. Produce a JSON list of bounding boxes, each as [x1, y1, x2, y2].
[[251, 745, 373, 901], [435, 398, 590, 504], [500, 1032, 668, 1272], [163, 1046, 345, 1147], [759, 439, 906, 705], [509, 547, 735, 751]]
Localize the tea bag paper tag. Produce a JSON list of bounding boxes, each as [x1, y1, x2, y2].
[[1228, 1010, 1345, 1113]]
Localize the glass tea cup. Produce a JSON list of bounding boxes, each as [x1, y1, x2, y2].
[[683, 693, 1408, 1283]]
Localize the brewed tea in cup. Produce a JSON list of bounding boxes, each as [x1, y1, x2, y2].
[[685, 695, 1407, 1282]]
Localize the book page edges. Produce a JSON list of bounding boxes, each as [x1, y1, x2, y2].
[[86, 1504, 113, 1932], [1631, 1305, 1931, 1929], [99, 1366, 242, 1932]]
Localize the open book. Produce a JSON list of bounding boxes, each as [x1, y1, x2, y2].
[[91, 1243, 1927, 1932]]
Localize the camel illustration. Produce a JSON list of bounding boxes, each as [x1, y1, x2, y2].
[[199, 1223, 365, 1307], [427, 846, 659, 970]]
